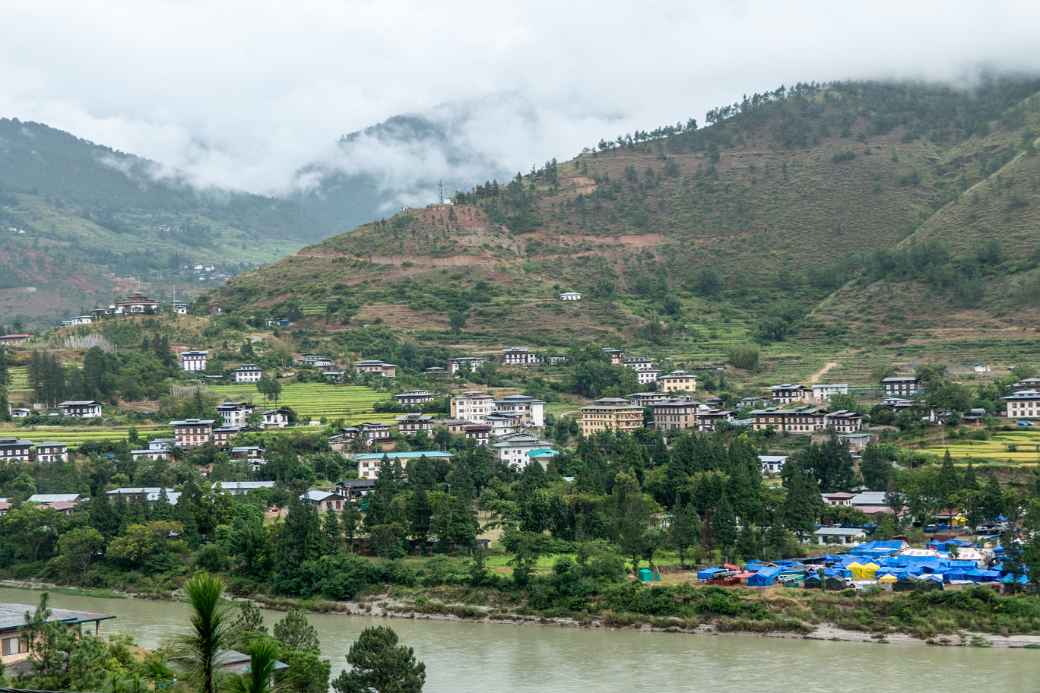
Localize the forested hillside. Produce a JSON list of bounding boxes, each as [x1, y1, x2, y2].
[[216, 77, 1040, 366]]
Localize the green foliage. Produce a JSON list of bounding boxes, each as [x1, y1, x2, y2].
[[332, 626, 426, 693]]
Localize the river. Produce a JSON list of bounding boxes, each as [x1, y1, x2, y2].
[[1, 587, 1037, 692]]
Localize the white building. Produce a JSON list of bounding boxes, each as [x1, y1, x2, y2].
[[217, 401, 255, 428], [1004, 390, 1040, 420], [491, 432, 555, 469], [559, 291, 582, 301], [503, 347, 540, 367], [233, 364, 262, 383], [636, 369, 660, 386], [34, 442, 69, 463], [494, 394, 545, 428], [213, 481, 276, 496], [811, 383, 849, 401], [448, 356, 487, 375], [181, 350, 208, 372], [262, 409, 289, 428], [58, 400, 102, 418], [758, 455, 787, 475], [450, 391, 497, 422]]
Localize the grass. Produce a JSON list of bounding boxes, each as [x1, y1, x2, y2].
[[206, 382, 394, 422], [0, 425, 171, 448], [915, 429, 1040, 463]]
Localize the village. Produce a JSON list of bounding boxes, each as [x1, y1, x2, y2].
[[0, 289, 1038, 605]]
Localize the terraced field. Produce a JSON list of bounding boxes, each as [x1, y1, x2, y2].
[[915, 430, 1040, 464], [0, 425, 171, 448], [7, 366, 32, 403], [206, 382, 394, 423]]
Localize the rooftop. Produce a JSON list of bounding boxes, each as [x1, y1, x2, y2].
[[0, 603, 113, 633], [351, 450, 453, 461]]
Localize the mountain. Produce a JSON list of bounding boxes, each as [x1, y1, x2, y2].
[[216, 77, 1040, 382], [289, 110, 510, 235], [0, 118, 323, 322]]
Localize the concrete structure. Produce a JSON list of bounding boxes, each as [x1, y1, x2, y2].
[[658, 371, 697, 394], [180, 350, 208, 372], [491, 432, 557, 469], [814, 527, 867, 546], [448, 356, 487, 375], [217, 401, 254, 428], [27, 493, 81, 514], [559, 291, 582, 301], [579, 398, 644, 436], [301, 354, 335, 369], [812, 383, 849, 401], [131, 438, 173, 462], [635, 369, 660, 386]]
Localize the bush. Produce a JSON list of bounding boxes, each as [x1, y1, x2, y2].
[[726, 346, 760, 371]]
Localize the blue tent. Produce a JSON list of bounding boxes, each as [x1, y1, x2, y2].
[[697, 567, 728, 581], [965, 569, 1001, 582], [747, 566, 783, 587]]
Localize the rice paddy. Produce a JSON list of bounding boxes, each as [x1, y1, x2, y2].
[[206, 382, 395, 423], [0, 425, 171, 448], [915, 429, 1040, 464]]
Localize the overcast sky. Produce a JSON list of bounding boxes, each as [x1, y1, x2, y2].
[[3, 1, 1040, 196]]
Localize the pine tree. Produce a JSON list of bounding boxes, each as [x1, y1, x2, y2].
[[322, 506, 342, 554]]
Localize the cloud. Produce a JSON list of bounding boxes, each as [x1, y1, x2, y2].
[[1, 0, 1039, 200]]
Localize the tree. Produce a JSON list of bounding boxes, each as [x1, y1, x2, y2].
[[227, 638, 279, 693], [781, 462, 823, 540], [610, 471, 654, 574], [669, 502, 700, 567], [332, 626, 426, 693], [274, 609, 321, 654], [258, 378, 282, 404], [54, 526, 105, 578], [178, 572, 232, 693], [227, 602, 268, 650]]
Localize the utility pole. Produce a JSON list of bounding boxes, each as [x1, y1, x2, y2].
[[439, 180, 445, 205]]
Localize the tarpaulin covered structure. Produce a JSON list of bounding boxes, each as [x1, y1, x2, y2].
[[747, 566, 783, 586]]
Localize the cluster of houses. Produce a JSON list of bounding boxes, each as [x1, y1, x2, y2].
[[60, 292, 190, 326], [169, 402, 290, 450], [0, 438, 69, 464], [7, 400, 103, 420]]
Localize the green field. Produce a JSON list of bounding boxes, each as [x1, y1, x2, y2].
[[915, 430, 1040, 464], [0, 425, 171, 448], [206, 382, 394, 423], [7, 366, 32, 403]]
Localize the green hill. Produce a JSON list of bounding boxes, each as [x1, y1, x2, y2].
[[0, 118, 321, 322], [215, 78, 1040, 381]]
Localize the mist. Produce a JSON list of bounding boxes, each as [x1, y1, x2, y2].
[[3, 1, 1040, 200]]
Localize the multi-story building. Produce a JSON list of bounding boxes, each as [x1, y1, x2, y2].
[[758, 455, 788, 475], [395, 390, 435, 407], [114, 292, 160, 314], [353, 360, 397, 378], [232, 364, 263, 383], [300, 489, 348, 512], [180, 350, 208, 372], [651, 399, 700, 432], [329, 423, 392, 451], [485, 411, 523, 436], [463, 423, 492, 446], [881, 376, 921, 398], [491, 432, 557, 469], [172, 419, 215, 448], [352, 450, 453, 480], [450, 391, 497, 422], [769, 384, 812, 404], [0, 438, 32, 463], [131, 438, 173, 462], [627, 391, 669, 407], [623, 356, 655, 372], [1011, 378, 1040, 392], [636, 369, 661, 386], [811, 383, 849, 402], [217, 401, 255, 428], [213, 481, 276, 496], [106, 487, 181, 505], [261, 409, 290, 428], [212, 425, 243, 447], [1004, 390, 1040, 420], [397, 413, 435, 435], [751, 407, 829, 434], [502, 347, 540, 367], [34, 442, 69, 463], [448, 356, 487, 375], [695, 408, 735, 432], [58, 400, 102, 418], [658, 371, 697, 394], [579, 398, 644, 437], [825, 410, 864, 433], [602, 348, 625, 366], [494, 394, 545, 428]]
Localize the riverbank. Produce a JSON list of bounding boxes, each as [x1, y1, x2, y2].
[[5, 578, 1039, 650]]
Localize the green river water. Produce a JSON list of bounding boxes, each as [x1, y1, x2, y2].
[[1, 587, 1037, 692]]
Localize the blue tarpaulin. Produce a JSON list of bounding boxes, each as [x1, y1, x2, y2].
[[747, 566, 782, 586], [697, 567, 727, 581]]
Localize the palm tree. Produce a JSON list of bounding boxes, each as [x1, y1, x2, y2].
[[179, 571, 231, 693], [227, 638, 280, 693]]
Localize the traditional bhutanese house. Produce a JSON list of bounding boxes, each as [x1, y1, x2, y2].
[[821, 491, 855, 507], [695, 408, 734, 432], [758, 455, 787, 475], [491, 432, 556, 469], [397, 413, 435, 435], [395, 390, 435, 407], [322, 370, 346, 383], [635, 368, 660, 386], [331, 422, 392, 449], [353, 360, 397, 378], [601, 348, 625, 366], [232, 364, 263, 383], [623, 356, 655, 372], [424, 366, 447, 378], [0, 438, 33, 463], [352, 450, 453, 480], [838, 432, 874, 453], [58, 400, 102, 418], [261, 408, 290, 429], [1003, 389, 1040, 420], [485, 411, 523, 436], [132, 438, 173, 462], [880, 375, 921, 398], [212, 425, 244, 447], [751, 407, 829, 434], [1011, 377, 1040, 392], [106, 487, 181, 505], [171, 419, 215, 448], [180, 350, 208, 372], [651, 398, 699, 432], [463, 423, 492, 445], [559, 291, 582, 301], [627, 391, 669, 407], [336, 478, 377, 501], [0, 602, 113, 667], [824, 410, 864, 433], [300, 354, 335, 369], [0, 334, 32, 346], [811, 383, 849, 401], [450, 391, 497, 422], [217, 401, 255, 427], [495, 394, 546, 427], [114, 292, 160, 314], [502, 346, 540, 367], [448, 356, 487, 374], [34, 442, 69, 463], [436, 418, 471, 434], [769, 384, 812, 404]]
